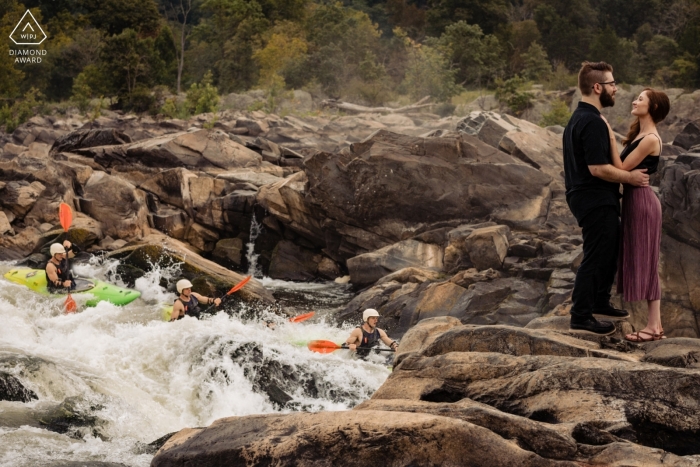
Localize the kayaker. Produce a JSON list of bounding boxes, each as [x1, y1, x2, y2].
[[170, 279, 222, 321], [46, 241, 77, 292], [345, 309, 398, 357]]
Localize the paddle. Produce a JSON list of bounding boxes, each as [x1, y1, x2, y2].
[[58, 203, 77, 313], [307, 339, 395, 354], [289, 311, 315, 323], [201, 275, 252, 313]]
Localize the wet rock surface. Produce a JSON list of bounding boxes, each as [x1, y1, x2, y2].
[[0, 372, 37, 402], [153, 323, 700, 466]]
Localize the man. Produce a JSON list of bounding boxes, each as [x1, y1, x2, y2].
[[345, 309, 398, 357], [170, 279, 222, 321], [563, 61, 649, 335], [46, 241, 77, 292]]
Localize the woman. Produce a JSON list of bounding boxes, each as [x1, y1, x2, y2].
[[602, 88, 670, 342]]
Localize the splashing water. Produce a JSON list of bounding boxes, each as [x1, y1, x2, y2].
[[246, 213, 263, 278], [0, 260, 389, 466]]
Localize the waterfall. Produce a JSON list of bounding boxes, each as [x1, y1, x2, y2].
[[246, 213, 263, 278]]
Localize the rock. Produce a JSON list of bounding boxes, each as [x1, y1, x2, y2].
[[347, 239, 444, 286], [79, 171, 150, 240], [107, 233, 273, 303], [0, 180, 46, 219], [300, 130, 552, 261], [0, 225, 41, 259], [641, 338, 700, 369], [235, 117, 269, 136], [0, 372, 37, 402], [77, 129, 262, 170], [268, 240, 320, 281], [660, 157, 700, 249], [396, 316, 463, 357], [0, 211, 13, 235], [316, 256, 341, 280], [212, 238, 244, 269], [356, 398, 578, 460], [374, 329, 700, 457], [50, 128, 132, 154], [672, 120, 700, 150], [151, 410, 570, 467], [464, 225, 510, 271], [184, 222, 219, 252]]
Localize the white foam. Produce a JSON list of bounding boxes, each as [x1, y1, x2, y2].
[[0, 260, 389, 466]]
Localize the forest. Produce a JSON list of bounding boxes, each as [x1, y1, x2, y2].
[[1, 0, 699, 126]]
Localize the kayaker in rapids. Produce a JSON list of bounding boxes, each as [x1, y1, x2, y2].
[[170, 279, 222, 321], [45, 241, 78, 292], [345, 309, 398, 357]]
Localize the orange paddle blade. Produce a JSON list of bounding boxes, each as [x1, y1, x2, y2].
[[308, 340, 342, 354], [59, 203, 73, 232], [290, 311, 315, 323], [64, 294, 77, 313], [227, 275, 252, 295]]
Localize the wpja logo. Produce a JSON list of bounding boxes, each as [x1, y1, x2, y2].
[[8, 10, 47, 64]]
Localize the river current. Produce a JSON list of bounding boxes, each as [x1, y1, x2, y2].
[[0, 258, 390, 466]]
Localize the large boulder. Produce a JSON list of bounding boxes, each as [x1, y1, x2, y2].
[[79, 171, 150, 240], [373, 324, 700, 458], [302, 130, 552, 262], [50, 128, 132, 154], [107, 233, 273, 303], [75, 130, 263, 170], [0, 180, 46, 219], [347, 239, 444, 286], [673, 120, 700, 150], [151, 411, 571, 467]]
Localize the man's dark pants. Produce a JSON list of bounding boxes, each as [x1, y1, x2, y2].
[[570, 206, 619, 323]]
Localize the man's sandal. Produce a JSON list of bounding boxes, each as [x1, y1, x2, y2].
[[624, 330, 662, 342]]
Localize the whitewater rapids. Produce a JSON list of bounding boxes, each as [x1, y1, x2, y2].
[[0, 259, 390, 466]]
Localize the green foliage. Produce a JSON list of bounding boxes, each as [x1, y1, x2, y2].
[[402, 43, 460, 102], [426, 0, 509, 36], [544, 63, 577, 91], [589, 27, 638, 84], [0, 88, 43, 133], [654, 55, 698, 89], [495, 77, 532, 116], [71, 71, 93, 113], [186, 71, 219, 114], [540, 99, 571, 127], [436, 21, 505, 88], [521, 42, 551, 82], [79, 0, 161, 35]]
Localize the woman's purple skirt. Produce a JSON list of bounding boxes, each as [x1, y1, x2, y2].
[[617, 185, 662, 301]]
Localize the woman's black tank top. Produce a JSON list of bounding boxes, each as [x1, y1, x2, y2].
[[620, 134, 661, 175]]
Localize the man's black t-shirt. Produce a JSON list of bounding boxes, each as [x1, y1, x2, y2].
[[563, 102, 620, 224]]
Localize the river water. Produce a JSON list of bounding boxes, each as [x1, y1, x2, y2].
[[0, 258, 390, 466]]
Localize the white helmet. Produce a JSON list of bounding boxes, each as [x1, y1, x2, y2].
[[176, 279, 193, 293], [50, 243, 66, 256], [363, 308, 380, 322]]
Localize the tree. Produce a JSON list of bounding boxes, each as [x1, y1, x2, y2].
[[436, 21, 505, 88], [521, 42, 551, 82], [78, 0, 161, 36], [589, 27, 638, 84], [164, 0, 196, 93], [426, 0, 510, 36], [402, 42, 460, 101], [100, 28, 165, 100], [0, 1, 25, 98]]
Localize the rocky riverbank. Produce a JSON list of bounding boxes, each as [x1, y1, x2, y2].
[[2, 91, 700, 465]]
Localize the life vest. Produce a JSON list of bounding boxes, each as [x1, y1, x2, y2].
[[356, 325, 380, 358], [46, 258, 72, 291], [175, 295, 200, 320]]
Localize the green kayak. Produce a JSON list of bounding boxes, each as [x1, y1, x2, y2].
[[3, 268, 141, 307]]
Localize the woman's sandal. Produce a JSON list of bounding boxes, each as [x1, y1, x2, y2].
[[658, 330, 667, 339], [624, 330, 662, 342]]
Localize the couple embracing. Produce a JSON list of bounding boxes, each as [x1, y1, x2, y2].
[[563, 61, 670, 342]]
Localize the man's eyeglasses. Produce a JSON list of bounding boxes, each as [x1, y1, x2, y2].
[[593, 81, 617, 88]]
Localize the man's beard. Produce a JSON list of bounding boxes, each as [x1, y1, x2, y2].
[[600, 87, 615, 108]]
